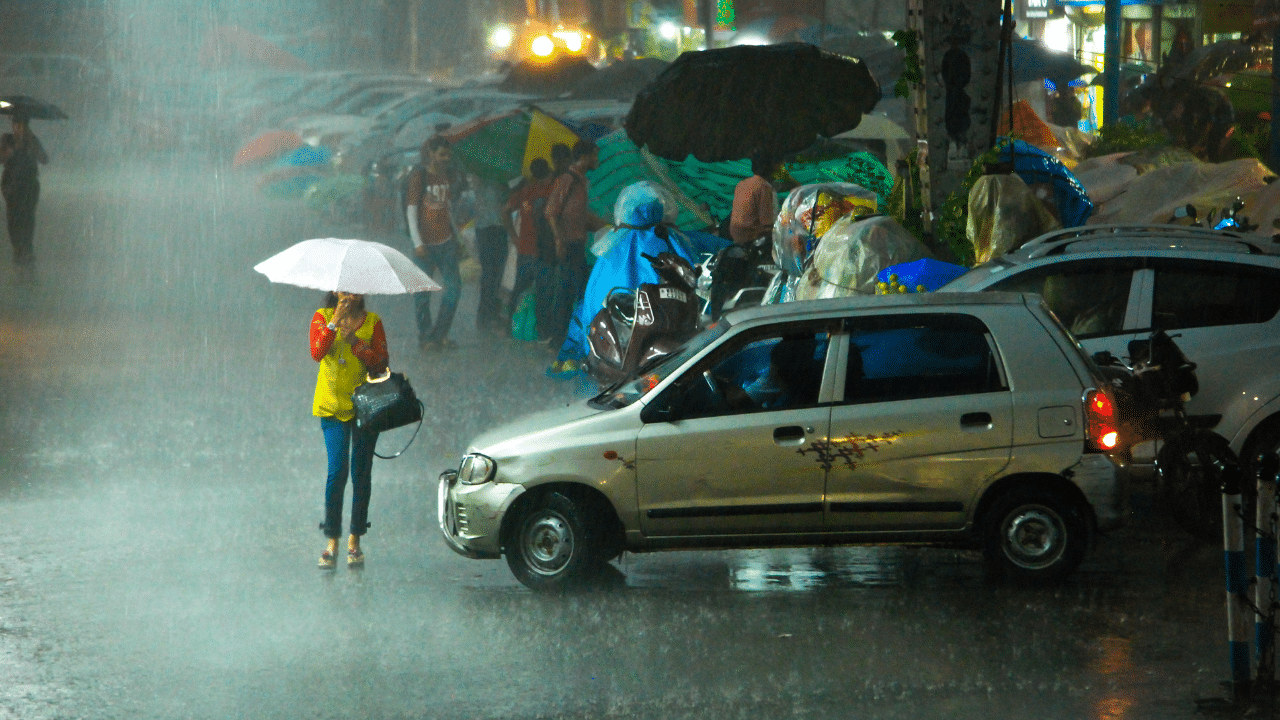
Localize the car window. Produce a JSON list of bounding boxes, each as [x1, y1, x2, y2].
[[653, 322, 833, 421], [1150, 259, 1280, 330], [843, 313, 1006, 403], [986, 259, 1139, 338]]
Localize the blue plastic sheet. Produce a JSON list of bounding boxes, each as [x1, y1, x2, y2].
[[557, 182, 730, 362], [996, 139, 1093, 228], [875, 258, 969, 292]]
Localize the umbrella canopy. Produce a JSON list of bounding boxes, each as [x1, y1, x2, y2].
[[499, 56, 598, 96], [1011, 39, 1095, 85], [1167, 40, 1267, 85], [0, 95, 69, 121], [442, 107, 581, 182], [564, 58, 669, 101], [624, 42, 880, 163], [233, 130, 304, 167], [254, 238, 441, 294]]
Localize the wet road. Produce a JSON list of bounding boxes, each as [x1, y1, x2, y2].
[[0, 153, 1240, 719]]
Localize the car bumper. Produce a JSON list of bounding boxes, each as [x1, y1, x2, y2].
[[1071, 453, 1129, 531], [437, 469, 523, 559]]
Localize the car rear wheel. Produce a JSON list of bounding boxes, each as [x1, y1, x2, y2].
[[984, 489, 1088, 583], [505, 492, 605, 591]]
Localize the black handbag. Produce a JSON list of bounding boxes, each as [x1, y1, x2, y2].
[[351, 370, 424, 458]]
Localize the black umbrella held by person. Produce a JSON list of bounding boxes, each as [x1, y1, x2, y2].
[[0, 96, 62, 268], [624, 42, 880, 163]]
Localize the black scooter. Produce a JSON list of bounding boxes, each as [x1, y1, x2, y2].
[[582, 252, 701, 386]]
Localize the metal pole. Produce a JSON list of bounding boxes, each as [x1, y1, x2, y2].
[[1256, 452, 1280, 705], [1224, 461, 1253, 702]]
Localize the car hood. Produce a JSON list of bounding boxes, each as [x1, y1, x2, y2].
[[467, 400, 606, 455]]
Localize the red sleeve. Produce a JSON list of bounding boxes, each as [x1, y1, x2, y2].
[[310, 311, 336, 362], [351, 320, 389, 376]]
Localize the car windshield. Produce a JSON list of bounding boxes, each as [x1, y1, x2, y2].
[[589, 321, 732, 410]]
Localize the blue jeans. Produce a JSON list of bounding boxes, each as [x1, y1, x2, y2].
[[321, 416, 378, 538], [475, 225, 509, 330], [411, 239, 462, 345]]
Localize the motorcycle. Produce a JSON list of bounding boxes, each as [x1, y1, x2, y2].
[[582, 252, 701, 386], [697, 235, 780, 320], [1092, 329, 1240, 539]]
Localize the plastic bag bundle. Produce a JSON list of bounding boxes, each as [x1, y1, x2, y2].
[[789, 214, 932, 301], [774, 183, 879, 278], [966, 173, 1062, 264]]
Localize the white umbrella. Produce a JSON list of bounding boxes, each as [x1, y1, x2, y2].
[[253, 238, 441, 294]]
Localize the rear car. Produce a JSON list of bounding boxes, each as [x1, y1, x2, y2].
[[439, 293, 1127, 590], [939, 224, 1280, 471]]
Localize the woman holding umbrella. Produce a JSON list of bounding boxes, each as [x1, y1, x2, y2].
[[254, 237, 438, 569], [0, 113, 48, 267], [310, 290, 388, 570]]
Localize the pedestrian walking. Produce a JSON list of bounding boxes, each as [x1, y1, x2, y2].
[[545, 139, 607, 375], [309, 291, 389, 570], [0, 115, 48, 267], [405, 135, 464, 352], [472, 174, 510, 332], [503, 158, 554, 331]]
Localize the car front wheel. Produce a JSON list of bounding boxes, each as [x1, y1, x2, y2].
[[505, 492, 605, 591], [984, 489, 1087, 582]]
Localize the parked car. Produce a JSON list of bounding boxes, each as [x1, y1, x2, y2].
[[939, 224, 1280, 473], [439, 292, 1127, 589]]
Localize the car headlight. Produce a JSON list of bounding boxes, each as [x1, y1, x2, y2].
[[458, 453, 496, 485]]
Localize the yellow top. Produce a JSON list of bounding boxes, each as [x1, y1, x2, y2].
[[312, 308, 381, 421]]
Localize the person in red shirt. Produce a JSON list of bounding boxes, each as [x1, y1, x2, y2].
[[502, 157, 554, 330], [405, 135, 464, 352], [545, 140, 607, 368], [710, 150, 779, 320]]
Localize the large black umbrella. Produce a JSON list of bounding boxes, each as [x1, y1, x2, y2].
[[0, 95, 69, 120], [624, 42, 880, 163]]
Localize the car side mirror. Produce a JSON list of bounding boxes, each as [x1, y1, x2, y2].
[[639, 392, 678, 424]]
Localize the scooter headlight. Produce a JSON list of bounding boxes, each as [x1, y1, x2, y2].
[[458, 453, 497, 485]]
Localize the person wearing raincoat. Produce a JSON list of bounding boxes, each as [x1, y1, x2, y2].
[[549, 181, 730, 376]]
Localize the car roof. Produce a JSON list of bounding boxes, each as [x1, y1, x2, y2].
[[723, 291, 1033, 326], [1009, 224, 1280, 259]]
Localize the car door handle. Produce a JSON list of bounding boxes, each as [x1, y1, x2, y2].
[[960, 412, 992, 430], [774, 426, 808, 446]]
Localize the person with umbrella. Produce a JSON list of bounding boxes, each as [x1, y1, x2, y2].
[[310, 290, 389, 569], [0, 113, 48, 267], [255, 238, 439, 570]]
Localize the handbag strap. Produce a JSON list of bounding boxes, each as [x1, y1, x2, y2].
[[373, 399, 425, 460]]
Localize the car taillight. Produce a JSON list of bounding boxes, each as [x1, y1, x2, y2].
[[1085, 387, 1121, 452]]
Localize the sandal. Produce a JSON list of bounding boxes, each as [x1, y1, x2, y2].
[[318, 551, 336, 570], [347, 548, 365, 568]]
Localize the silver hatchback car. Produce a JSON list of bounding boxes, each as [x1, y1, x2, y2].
[[439, 293, 1126, 590]]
